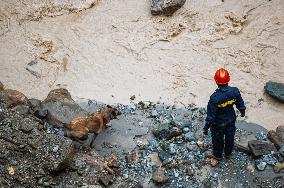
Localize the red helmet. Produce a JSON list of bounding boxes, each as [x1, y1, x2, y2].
[[214, 68, 230, 85]]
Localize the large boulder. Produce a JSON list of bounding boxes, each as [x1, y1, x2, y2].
[[42, 89, 88, 128], [0, 89, 32, 108], [264, 81, 284, 103], [248, 140, 277, 158], [267, 125, 284, 148], [150, 0, 186, 16]]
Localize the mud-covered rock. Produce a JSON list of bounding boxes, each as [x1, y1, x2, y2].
[[0, 89, 32, 108], [42, 88, 88, 128], [152, 167, 168, 184], [151, 0, 186, 16], [268, 130, 284, 149], [264, 81, 284, 103], [0, 81, 4, 91], [152, 123, 182, 140], [126, 149, 139, 163], [274, 162, 284, 173]]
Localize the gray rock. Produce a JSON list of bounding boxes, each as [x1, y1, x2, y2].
[[279, 146, 284, 157], [264, 81, 284, 103], [158, 150, 172, 164], [148, 139, 159, 150], [152, 124, 169, 139], [42, 89, 88, 128], [29, 98, 42, 110], [183, 127, 189, 133], [151, 0, 186, 16], [256, 161, 267, 171], [166, 143, 177, 154], [20, 117, 35, 133], [43, 134, 75, 173], [151, 110, 159, 117], [171, 119, 192, 128], [29, 98, 48, 119], [262, 154, 277, 165], [184, 132, 196, 142], [12, 105, 31, 115], [235, 143, 251, 155], [35, 108, 48, 119]]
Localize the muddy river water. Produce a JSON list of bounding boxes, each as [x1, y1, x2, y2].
[[0, 0, 283, 130]]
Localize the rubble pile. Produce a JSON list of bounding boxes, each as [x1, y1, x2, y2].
[[0, 102, 74, 187], [109, 104, 284, 188], [0, 81, 283, 187]]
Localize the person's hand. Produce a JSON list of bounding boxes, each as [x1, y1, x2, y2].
[[203, 128, 208, 135]]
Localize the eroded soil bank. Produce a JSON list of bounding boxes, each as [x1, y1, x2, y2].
[[0, 0, 283, 130]]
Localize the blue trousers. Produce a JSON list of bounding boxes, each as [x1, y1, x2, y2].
[[210, 122, 236, 158]]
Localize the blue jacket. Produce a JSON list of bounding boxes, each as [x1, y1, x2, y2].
[[205, 85, 246, 129]]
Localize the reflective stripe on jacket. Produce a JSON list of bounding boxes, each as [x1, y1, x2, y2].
[[205, 85, 246, 129]]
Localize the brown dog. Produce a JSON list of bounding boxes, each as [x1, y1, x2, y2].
[[65, 106, 120, 141]]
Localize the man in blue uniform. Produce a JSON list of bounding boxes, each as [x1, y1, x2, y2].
[[203, 68, 246, 160]]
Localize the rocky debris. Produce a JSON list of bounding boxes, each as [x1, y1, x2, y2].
[[0, 87, 283, 187], [150, 0, 186, 16], [248, 140, 277, 158], [42, 88, 88, 128], [264, 81, 284, 103], [0, 89, 32, 108], [0, 106, 74, 187], [152, 167, 168, 184]]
